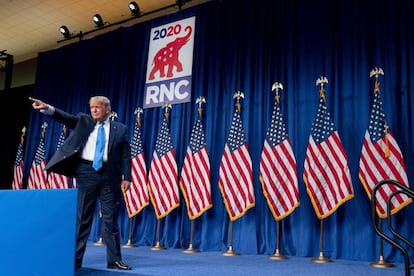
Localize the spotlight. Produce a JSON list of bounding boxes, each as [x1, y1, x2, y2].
[[92, 14, 104, 27], [129, 1, 141, 17], [59, 25, 71, 38]]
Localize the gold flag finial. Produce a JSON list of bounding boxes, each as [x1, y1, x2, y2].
[[196, 96, 206, 117], [316, 76, 328, 102], [370, 67, 384, 95], [110, 111, 118, 121], [20, 126, 26, 145], [272, 82, 283, 104], [233, 91, 244, 113], [162, 103, 172, 120], [134, 107, 143, 127], [41, 122, 48, 139]]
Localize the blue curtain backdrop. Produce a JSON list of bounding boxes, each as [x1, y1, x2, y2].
[[24, 0, 414, 262]]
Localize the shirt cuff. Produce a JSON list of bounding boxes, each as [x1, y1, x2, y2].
[[40, 105, 55, 115]]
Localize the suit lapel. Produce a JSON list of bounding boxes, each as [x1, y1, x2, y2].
[[108, 121, 117, 154]]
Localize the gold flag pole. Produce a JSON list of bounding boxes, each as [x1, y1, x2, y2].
[[123, 108, 144, 248], [183, 96, 206, 254], [151, 218, 165, 250], [183, 219, 199, 253], [41, 122, 51, 190], [269, 220, 287, 260], [371, 218, 394, 268], [311, 219, 332, 263], [310, 78, 331, 263], [122, 217, 137, 248], [368, 67, 393, 268], [222, 92, 245, 257], [93, 208, 104, 246], [93, 223, 104, 246], [222, 220, 239, 256], [268, 83, 287, 260], [151, 104, 172, 251]]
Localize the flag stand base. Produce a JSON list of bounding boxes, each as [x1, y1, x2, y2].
[[370, 256, 394, 268], [269, 221, 287, 260], [222, 246, 239, 256], [93, 237, 104, 246], [311, 252, 332, 263], [183, 244, 199, 253], [151, 241, 165, 250], [269, 249, 287, 260], [122, 239, 137, 248]]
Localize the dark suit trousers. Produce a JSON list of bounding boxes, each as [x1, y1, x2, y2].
[[74, 162, 121, 267]]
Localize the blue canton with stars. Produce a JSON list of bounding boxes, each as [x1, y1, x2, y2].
[[56, 126, 66, 150], [34, 138, 46, 165], [266, 101, 288, 147], [155, 118, 174, 157], [311, 97, 336, 144], [14, 143, 23, 166], [227, 109, 246, 152], [189, 118, 206, 153], [368, 92, 387, 143], [131, 122, 144, 157]]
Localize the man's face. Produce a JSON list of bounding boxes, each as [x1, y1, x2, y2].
[[90, 100, 108, 121]]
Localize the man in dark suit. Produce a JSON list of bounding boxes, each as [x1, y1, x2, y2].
[[30, 96, 132, 271]]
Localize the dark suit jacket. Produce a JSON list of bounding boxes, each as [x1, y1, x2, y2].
[[44, 108, 132, 193]]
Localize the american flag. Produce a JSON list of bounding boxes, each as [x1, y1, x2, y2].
[[180, 115, 212, 220], [48, 125, 69, 189], [123, 116, 149, 218], [28, 125, 49, 190], [359, 87, 411, 218], [147, 112, 179, 219], [259, 97, 299, 220], [218, 101, 255, 221], [303, 94, 354, 219], [12, 141, 24, 190]]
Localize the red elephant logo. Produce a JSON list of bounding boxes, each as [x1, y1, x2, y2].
[[148, 26, 193, 80]]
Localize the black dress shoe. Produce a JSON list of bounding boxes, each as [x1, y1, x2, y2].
[[107, 261, 132, 270]]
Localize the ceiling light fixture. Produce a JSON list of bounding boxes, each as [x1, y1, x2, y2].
[[92, 14, 104, 28], [59, 25, 71, 38], [58, 1, 189, 44], [129, 2, 141, 17]]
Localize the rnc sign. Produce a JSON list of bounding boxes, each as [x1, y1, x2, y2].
[[144, 16, 195, 109]]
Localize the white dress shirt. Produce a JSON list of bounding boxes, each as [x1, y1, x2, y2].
[[81, 119, 110, 162]]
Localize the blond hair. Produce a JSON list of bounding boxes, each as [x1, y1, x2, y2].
[[89, 96, 111, 113]]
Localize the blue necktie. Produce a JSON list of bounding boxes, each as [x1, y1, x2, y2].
[[92, 122, 105, 171]]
